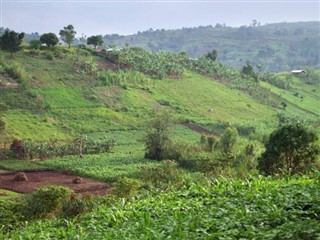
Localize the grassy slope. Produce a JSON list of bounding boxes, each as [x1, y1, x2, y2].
[[2, 48, 319, 144], [0, 49, 275, 143], [260, 77, 320, 117]]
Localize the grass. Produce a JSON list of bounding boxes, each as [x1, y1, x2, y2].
[[156, 71, 276, 121], [4, 111, 67, 141], [30, 86, 95, 109], [0, 189, 21, 200], [260, 80, 320, 118], [0, 160, 49, 171]]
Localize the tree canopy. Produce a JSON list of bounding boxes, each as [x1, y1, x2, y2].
[[0, 30, 24, 58], [59, 25, 76, 48], [87, 35, 104, 49], [206, 49, 218, 61], [40, 33, 59, 47], [257, 123, 319, 175]]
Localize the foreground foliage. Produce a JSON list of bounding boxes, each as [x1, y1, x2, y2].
[[1, 174, 319, 239]]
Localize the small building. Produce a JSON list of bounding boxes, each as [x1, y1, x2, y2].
[[291, 69, 306, 75]]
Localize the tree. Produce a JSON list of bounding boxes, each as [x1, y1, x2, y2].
[[257, 123, 319, 176], [59, 25, 76, 48], [87, 35, 104, 49], [145, 111, 173, 161], [218, 126, 238, 155], [29, 39, 41, 49], [241, 62, 257, 79], [0, 30, 24, 58], [40, 33, 59, 47], [206, 49, 218, 61]]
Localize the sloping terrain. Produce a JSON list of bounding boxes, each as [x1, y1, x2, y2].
[[0, 46, 319, 145]]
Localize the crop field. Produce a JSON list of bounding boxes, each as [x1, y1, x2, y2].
[[1, 174, 319, 239]]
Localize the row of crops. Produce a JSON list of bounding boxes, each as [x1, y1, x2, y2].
[[1, 174, 319, 239]]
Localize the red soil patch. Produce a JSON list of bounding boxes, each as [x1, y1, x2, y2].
[[0, 170, 110, 195]]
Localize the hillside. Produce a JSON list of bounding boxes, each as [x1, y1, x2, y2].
[[103, 21, 320, 72], [0, 46, 319, 145], [1, 39, 320, 239]]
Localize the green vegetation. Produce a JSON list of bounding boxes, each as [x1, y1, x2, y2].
[[0, 33, 319, 239], [0, 30, 24, 58], [258, 123, 319, 175], [40, 33, 59, 47], [87, 35, 104, 49], [104, 21, 320, 72], [59, 24, 76, 48], [1, 175, 319, 239]]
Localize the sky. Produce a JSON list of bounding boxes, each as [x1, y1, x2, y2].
[[1, 0, 319, 37]]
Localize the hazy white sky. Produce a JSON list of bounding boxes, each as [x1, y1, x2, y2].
[[1, 0, 319, 36]]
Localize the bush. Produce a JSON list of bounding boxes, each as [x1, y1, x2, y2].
[[258, 123, 319, 176], [46, 52, 54, 60], [218, 126, 238, 156], [139, 160, 184, 189], [61, 192, 95, 218], [23, 186, 73, 219], [145, 111, 173, 161], [111, 177, 141, 199], [29, 40, 41, 50]]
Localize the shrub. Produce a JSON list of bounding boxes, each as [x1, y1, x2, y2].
[[111, 177, 141, 199], [257, 123, 319, 176], [139, 160, 183, 189], [145, 111, 173, 161], [46, 52, 54, 60], [61, 192, 95, 218], [29, 40, 41, 50], [207, 135, 217, 152], [23, 186, 73, 219], [218, 126, 238, 155]]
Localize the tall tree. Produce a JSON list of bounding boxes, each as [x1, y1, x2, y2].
[[0, 30, 24, 58], [206, 49, 218, 61], [59, 25, 76, 48], [87, 35, 104, 49], [40, 33, 59, 47]]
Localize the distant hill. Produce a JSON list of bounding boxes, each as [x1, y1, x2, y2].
[[103, 21, 320, 72]]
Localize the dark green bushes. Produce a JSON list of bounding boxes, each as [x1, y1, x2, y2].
[[258, 123, 319, 175]]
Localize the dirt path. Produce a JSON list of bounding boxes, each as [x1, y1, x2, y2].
[[181, 122, 215, 136], [0, 170, 110, 195]]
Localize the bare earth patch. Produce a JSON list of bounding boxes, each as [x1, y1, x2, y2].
[[0, 170, 110, 195]]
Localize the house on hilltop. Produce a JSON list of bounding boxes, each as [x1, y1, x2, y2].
[[291, 69, 306, 75]]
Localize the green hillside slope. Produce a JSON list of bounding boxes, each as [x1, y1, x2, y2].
[[0, 46, 319, 145]]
